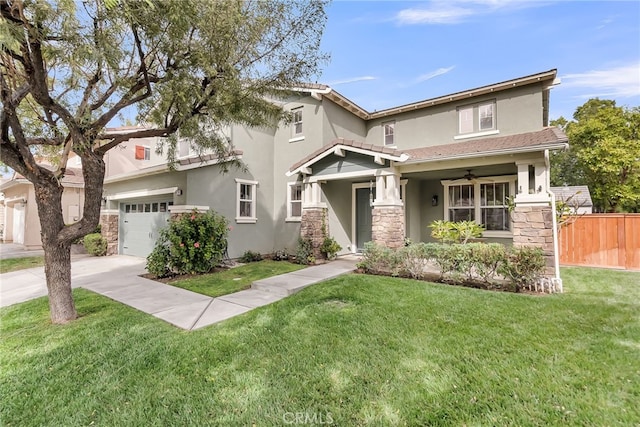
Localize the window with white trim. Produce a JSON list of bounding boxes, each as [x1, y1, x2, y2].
[[383, 121, 395, 146], [292, 108, 303, 137], [286, 182, 303, 222], [457, 100, 496, 135], [235, 179, 258, 223], [443, 176, 515, 235], [480, 182, 510, 231]]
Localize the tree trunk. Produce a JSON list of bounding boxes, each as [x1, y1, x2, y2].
[[34, 178, 78, 323], [43, 239, 77, 323]]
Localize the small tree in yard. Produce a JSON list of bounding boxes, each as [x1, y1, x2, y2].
[[0, 0, 327, 323]]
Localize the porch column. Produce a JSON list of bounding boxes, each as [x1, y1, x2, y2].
[[300, 181, 328, 260], [511, 203, 556, 279], [372, 173, 404, 249], [99, 209, 119, 256]]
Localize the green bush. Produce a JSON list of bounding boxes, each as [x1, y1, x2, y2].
[[240, 250, 263, 263], [146, 210, 228, 277], [357, 242, 400, 275], [320, 236, 342, 260], [359, 241, 546, 292], [295, 237, 315, 265], [499, 246, 546, 292], [84, 233, 107, 256], [429, 220, 484, 244], [470, 243, 506, 283]]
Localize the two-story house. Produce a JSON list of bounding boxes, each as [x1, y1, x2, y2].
[[100, 69, 568, 276]]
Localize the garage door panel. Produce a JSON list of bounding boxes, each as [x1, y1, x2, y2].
[[120, 200, 171, 257]]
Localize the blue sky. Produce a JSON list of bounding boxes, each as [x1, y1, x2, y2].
[[316, 0, 640, 121]]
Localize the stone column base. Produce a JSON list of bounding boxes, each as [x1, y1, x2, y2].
[[100, 210, 119, 256], [300, 207, 327, 259], [372, 205, 405, 249], [512, 205, 555, 277]]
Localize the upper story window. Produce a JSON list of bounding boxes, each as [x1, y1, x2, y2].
[[442, 176, 515, 236], [479, 103, 494, 130], [456, 100, 497, 138], [286, 182, 303, 222], [135, 145, 150, 160], [383, 121, 395, 146], [292, 108, 303, 136], [235, 178, 258, 223]]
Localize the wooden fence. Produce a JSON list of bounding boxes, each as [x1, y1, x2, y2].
[[558, 214, 640, 270]]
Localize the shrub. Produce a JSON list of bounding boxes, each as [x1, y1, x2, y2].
[[499, 246, 546, 292], [295, 237, 315, 265], [146, 210, 228, 277], [84, 233, 107, 256], [397, 243, 432, 279], [320, 236, 342, 260], [428, 220, 484, 244], [240, 250, 263, 263], [272, 249, 289, 261], [357, 242, 400, 275], [470, 243, 506, 283]]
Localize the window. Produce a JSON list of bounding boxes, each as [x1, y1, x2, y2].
[[448, 184, 475, 222], [457, 100, 497, 137], [135, 145, 150, 160], [480, 182, 510, 231], [292, 108, 303, 136], [286, 182, 303, 221], [235, 178, 258, 223], [443, 176, 515, 235], [458, 106, 474, 134], [383, 121, 395, 146], [479, 103, 494, 130]]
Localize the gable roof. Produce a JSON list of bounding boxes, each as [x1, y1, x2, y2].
[[297, 69, 559, 121], [287, 138, 408, 176], [287, 127, 568, 176], [403, 127, 568, 164], [550, 185, 593, 207]]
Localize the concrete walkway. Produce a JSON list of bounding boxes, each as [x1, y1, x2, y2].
[[0, 255, 358, 330]]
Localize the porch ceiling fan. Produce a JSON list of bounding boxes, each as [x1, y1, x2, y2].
[[462, 169, 476, 181]]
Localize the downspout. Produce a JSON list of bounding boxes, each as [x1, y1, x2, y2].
[[545, 149, 563, 292]]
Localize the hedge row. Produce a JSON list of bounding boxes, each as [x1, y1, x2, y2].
[[357, 242, 546, 292]]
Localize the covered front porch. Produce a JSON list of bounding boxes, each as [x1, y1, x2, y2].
[[286, 131, 568, 277]]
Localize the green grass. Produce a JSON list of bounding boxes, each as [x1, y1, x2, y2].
[[167, 260, 305, 298], [1, 267, 639, 426], [0, 256, 44, 273]]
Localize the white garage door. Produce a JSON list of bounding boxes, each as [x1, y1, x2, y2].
[[120, 200, 172, 257], [13, 203, 25, 245]]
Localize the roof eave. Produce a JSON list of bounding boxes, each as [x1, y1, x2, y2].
[[403, 141, 569, 165], [369, 69, 558, 120]]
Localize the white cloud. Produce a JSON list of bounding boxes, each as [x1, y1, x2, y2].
[[327, 76, 377, 86], [394, 0, 551, 25], [416, 66, 456, 83], [561, 63, 640, 98], [396, 6, 473, 25]]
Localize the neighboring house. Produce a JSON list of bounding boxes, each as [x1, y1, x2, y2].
[[0, 167, 85, 249], [101, 69, 568, 277], [550, 185, 593, 214]]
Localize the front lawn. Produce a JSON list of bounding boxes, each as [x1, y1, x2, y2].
[[0, 256, 44, 273], [1, 267, 638, 425], [166, 259, 305, 298]]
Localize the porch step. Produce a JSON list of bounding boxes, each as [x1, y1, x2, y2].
[[251, 259, 358, 296]]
